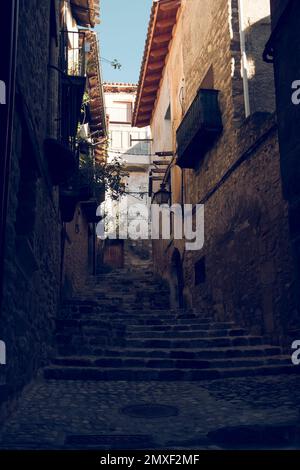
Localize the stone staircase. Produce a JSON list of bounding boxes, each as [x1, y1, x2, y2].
[[44, 266, 297, 381]]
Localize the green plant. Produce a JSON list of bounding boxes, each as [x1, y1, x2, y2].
[[79, 153, 129, 202]]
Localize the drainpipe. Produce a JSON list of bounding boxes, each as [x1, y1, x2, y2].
[[238, 0, 251, 118]]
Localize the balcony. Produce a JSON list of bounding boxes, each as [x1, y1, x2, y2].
[[176, 89, 223, 169], [44, 31, 88, 186], [59, 30, 88, 153], [60, 30, 88, 77], [78, 166, 105, 204]]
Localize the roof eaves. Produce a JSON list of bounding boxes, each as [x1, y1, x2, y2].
[[70, 0, 100, 28], [133, 0, 181, 128]]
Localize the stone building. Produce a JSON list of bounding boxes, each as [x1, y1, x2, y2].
[[102, 83, 152, 268], [263, 0, 300, 327], [0, 0, 102, 418], [133, 0, 299, 344], [62, 26, 107, 295]]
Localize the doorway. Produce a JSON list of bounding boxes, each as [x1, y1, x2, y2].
[[170, 249, 184, 309]]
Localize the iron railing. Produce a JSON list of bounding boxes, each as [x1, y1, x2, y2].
[[58, 31, 88, 153], [176, 89, 223, 168], [60, 30, 88, 77]]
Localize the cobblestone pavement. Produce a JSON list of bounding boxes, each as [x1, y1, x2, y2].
[[1, 375, 300, 449]]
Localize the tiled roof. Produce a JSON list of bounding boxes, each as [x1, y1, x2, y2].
[[103, 82, 138, 87], [103, 82, 138, 93], [86, 31, 107, 160], [133, 0, 181, 127]]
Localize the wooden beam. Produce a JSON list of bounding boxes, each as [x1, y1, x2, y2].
[[152, 33, 171, 45], [147, 60, 165, 71], [138, 109, 152, 117], [150, 47, 168, 59], [145, 72, 161, 84], [139, 105, 154, 113], [143, 85, 158, 94], [159, 0, 181, 12], [156, 18, 176, 29], [140, 95, 155, 104]]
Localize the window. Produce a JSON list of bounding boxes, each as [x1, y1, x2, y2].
[[110, 130, 131, 150], [195, 257, 206, 285], [111, 130, 122, 149], [109, 101, 132, 123]]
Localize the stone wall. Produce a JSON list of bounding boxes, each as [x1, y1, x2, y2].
[[150, 0, 298, 344], [270, 0, 300, 318], [0, 0, 61, 414], [186, 114, 297, 343]]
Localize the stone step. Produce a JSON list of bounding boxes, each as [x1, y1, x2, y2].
[[126, 328, 246, 339], [129, 322, 235, 331], [58, 316, 210, 325], [55, 336, 264, 351], [57, 341, 280, 357], [50, 355, 291, 370], [95, 274, 156, 282], [90, 345, 282, 359], [94, 286, 164, 292], [93, 285, 169, 291], [124, 336, 264, 349], [60, 304, 195, 314], [51, 262, 296, 384], [80, 325, 242, 335], [59, 310, 209, 319], [56, 319, 222, 330], [59, 311, 181, 321], [44, 364, 299, 381]]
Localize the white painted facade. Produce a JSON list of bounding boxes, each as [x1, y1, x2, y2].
[[104, 84, 152, 237]]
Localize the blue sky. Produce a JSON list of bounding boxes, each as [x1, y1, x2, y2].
[[97, 0, 153, 84]]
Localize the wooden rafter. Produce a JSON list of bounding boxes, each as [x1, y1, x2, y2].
[[133, 0, 181, 128]]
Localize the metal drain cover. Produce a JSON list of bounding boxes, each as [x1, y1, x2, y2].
[[120, 403, 179, 419], [65, 434, 154, 449]]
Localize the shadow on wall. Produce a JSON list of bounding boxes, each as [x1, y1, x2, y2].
[[245, 16, 275, 114]]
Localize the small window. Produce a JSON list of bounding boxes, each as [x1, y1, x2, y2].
[[195, 257, 206, 285], [109, 101, 132, 123]]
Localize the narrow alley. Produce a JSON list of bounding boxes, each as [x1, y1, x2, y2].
[[1, 0, 300, 456], [1, 244, 300, 449]]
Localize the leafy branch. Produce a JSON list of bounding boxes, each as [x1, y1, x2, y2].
[[79, 153, 129, 202]]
